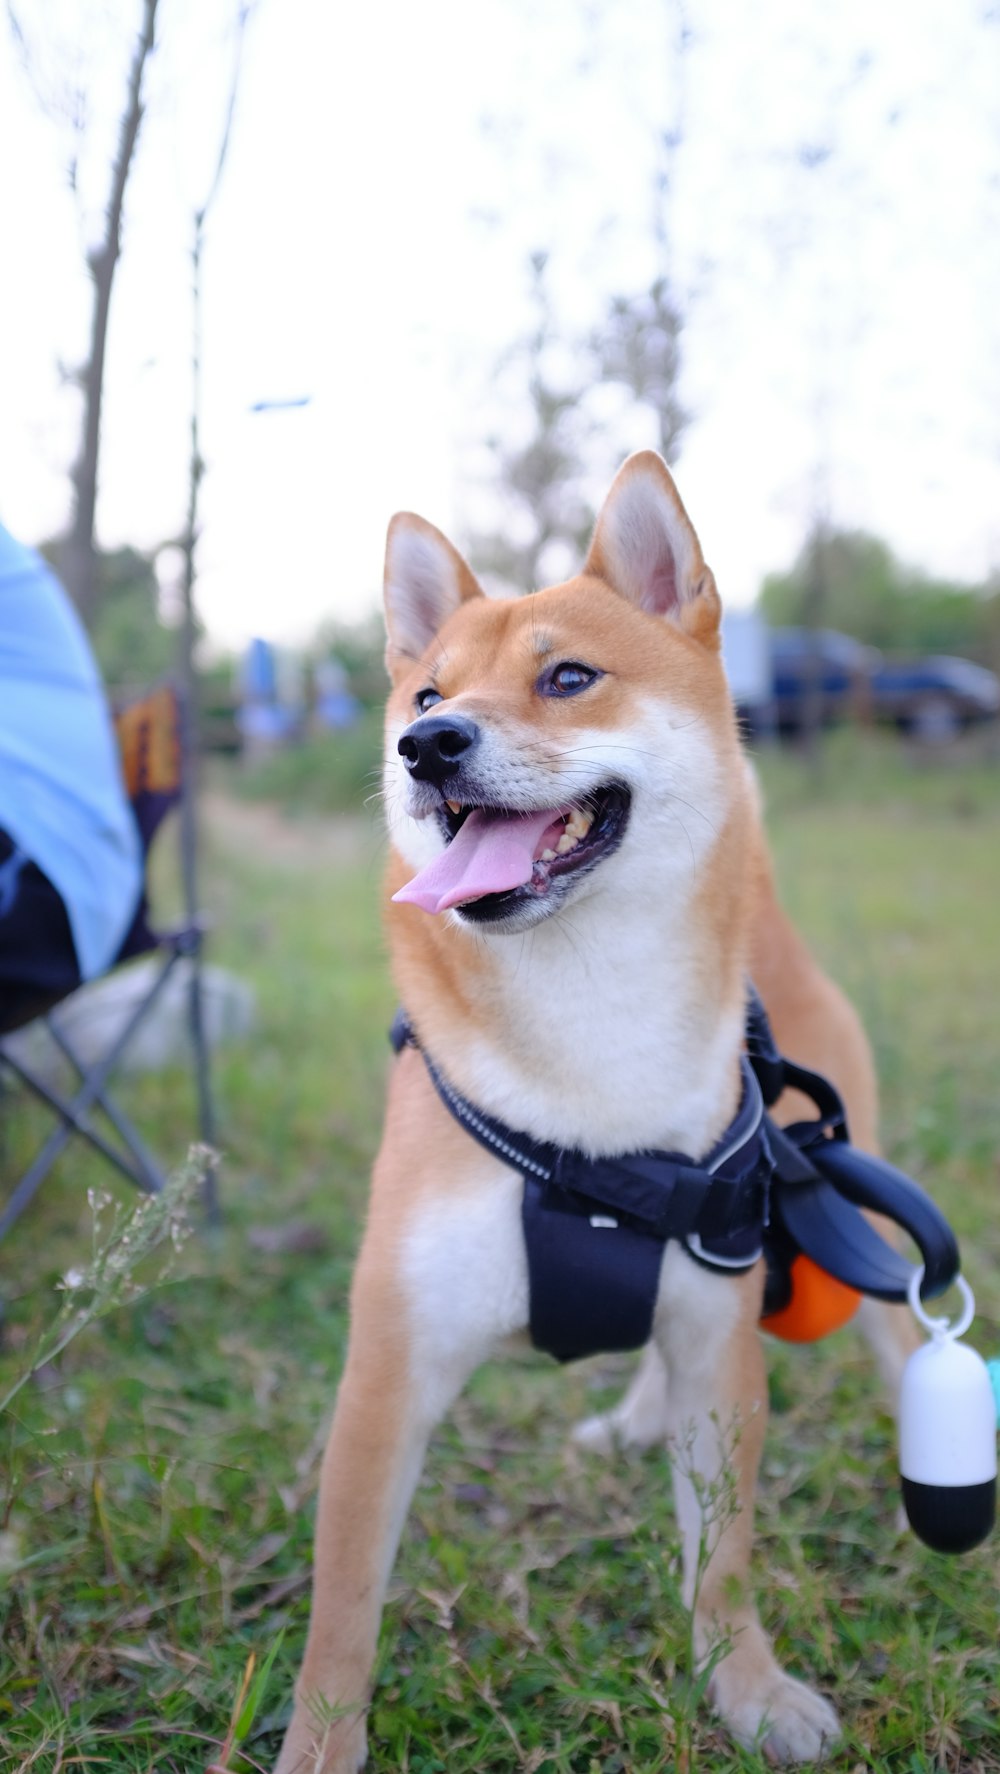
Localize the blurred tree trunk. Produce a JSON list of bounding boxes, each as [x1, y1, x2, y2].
[[175, 1, 253, 1193], [800, 519, 828, 774], [59, 0, 158, 627]]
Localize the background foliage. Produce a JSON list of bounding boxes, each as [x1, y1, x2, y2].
[[759, 530, 1000, 667]]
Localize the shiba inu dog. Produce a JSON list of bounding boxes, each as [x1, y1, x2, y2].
[[274, 452, 915, 1772]]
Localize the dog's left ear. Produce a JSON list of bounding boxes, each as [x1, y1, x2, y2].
[[383, 513, 484, 683], [584, 451, 722, 648]]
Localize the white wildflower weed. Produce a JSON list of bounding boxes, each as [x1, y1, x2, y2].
[[0, 1145, 216, 1415]]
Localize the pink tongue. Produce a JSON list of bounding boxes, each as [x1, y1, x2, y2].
[[392, 806, 567, 914]]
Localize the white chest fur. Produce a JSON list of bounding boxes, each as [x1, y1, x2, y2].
[[431, 871, 744, 1160]]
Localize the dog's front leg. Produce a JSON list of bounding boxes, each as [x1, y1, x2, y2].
[[273, 1242, 434, 1774], [275, 1148, 526, 1774], [658, 1250, 841, 1765]]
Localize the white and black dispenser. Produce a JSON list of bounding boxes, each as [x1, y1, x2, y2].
[[899, 1269, 997, 1554]]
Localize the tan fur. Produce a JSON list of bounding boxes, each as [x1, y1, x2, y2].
[[274, 453, 914, 1773]]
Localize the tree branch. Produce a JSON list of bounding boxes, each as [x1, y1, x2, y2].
[[62, 0, 159, 625]]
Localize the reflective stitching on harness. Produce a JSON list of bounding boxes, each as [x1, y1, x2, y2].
[[422, 1032, 770, 1248], [421, 1052, 553, 1181], [686, 1231, 763, 1268], [705, 1085, 764, 1174]]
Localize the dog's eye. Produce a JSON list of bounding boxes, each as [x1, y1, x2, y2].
[[415, 687, 443, 715], [540, 661, 601, 697]]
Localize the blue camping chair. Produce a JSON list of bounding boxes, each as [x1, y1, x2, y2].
[[0, 684, 216, 1238]]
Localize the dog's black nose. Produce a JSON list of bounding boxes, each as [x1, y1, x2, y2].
[[397, 712, 480, 785]]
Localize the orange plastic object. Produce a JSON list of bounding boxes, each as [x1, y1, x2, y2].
[[762, 1254, 862, 1343]]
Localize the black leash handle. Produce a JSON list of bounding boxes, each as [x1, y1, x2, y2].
[[804, 1139, 960, 1302], [748, 983, 961, 1306]]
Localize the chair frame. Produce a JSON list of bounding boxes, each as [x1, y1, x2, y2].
[[0, 682, 216, 1239]]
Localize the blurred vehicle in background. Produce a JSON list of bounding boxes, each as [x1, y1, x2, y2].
[[769, 628, 879, 735], [767, 627, 1000, 740], [869, 654, 1000, 739]]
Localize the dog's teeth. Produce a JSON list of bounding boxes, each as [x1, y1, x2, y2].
[[555, 809, 594, 855], [564, 807, 594, 840], [540, 847, 557, 862], [446, 800, 462, 815]]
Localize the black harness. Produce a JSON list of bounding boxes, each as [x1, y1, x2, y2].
[[390, 995, 959, 1363]]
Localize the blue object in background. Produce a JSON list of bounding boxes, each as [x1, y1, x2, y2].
[[240, 637, 279, 703], [0, 522, 141, 978], [314, 658, 359, 731], [237, 637, 303, 750], [988, 1359, 1000, 1426]]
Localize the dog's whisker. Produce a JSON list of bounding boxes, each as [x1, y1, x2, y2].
[[661, 791, 721, 837]]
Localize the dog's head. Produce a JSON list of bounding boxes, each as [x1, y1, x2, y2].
[[382, 451, 743, 934]]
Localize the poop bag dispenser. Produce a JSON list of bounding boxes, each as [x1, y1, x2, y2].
[[899, 1268, 997, 1554]]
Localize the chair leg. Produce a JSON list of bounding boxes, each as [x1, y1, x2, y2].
[[0, 951, 185, 1239], [0, 1049, 163, 1178], [0, 1079, 165, 1238], [0, 938, 222, 1241], [184, 944, 219, 1224], [45, 1019, 167, 1191]]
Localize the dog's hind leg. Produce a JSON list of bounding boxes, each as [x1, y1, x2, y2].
[[571, 1342, 671, 1454], [571, 1286, 918, 1468], [853, 1292, 919, 1406], [658, 1249, 840, 1764]]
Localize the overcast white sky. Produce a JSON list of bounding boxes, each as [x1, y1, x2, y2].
[[2, 0, 998, 652]]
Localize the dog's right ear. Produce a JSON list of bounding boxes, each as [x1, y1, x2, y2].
[[383, 513, 483, 683], [584, 451, 722, 648]]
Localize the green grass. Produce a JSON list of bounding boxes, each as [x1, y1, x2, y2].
[[230, 708, 385, 818], [1, 732, 999, 1772]]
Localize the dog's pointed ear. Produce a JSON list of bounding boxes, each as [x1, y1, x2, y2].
[[584, 451, 722, 647], [383, 513, 484, 681]]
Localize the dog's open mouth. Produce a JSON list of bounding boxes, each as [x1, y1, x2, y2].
[[392, 784, 631, 920]]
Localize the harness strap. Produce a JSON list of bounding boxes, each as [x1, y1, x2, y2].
[[392, 1009, 772, 1360], [393, 1010, 771, 1247], [390, 996, 961, 1362]]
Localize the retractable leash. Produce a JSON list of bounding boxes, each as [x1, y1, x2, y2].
[[781, 1156, 999, 1554], [899, 1271, 998, 1553], [392, 995, 998, 1554], [768, 1133, 997, 1553], [747, 989, 997, 1554]]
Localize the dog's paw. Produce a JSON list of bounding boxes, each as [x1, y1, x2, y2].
[[712, 1663, 840, 1765], [570, 1407, 623, 1455], [571, 1398, 670, 1455], [571, 1350, 671, 1455]]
